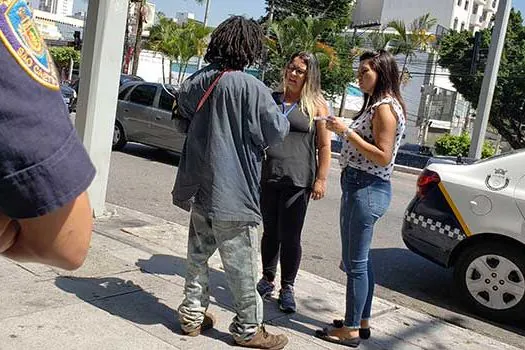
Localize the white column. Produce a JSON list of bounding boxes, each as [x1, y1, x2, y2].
[[74, 0, 128, 217], [469, 0, 512, 159]]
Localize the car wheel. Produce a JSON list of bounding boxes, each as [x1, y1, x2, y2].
[[454, 242, 525, 321], [112, 121, 127, 151]]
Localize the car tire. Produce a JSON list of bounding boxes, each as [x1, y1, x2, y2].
[[112, 121, 127, 151], [454, 242, 525, 321]]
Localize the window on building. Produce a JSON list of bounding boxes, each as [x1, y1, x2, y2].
[[473, 4, 479, 14], [464, 0, 469, 10], [492, 0, 497, 8], [482, 10, 488, 21], [457, 0, 462, 6], [453, 17, 459, 30], [461, 22, 465, 31]]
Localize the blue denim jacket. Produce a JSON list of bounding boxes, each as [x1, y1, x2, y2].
[[172, 65, 289, 223]]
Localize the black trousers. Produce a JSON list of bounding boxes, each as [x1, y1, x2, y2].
[[260, 183, 311, 287]]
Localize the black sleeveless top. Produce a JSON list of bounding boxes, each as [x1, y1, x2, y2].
[[261, 92, 317, 188]]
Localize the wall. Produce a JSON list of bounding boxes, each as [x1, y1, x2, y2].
[[381, 0, 455, 29], [135, 50, 174, 84]]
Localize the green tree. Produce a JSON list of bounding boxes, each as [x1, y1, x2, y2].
[[147, 20, 211, 84], [147, 16, 177, 83], [172, 22, 212, 83], [265, 0, 353, 30], [434, 133, 495, 158], [49, 46, 80, 79], [387, 13, 437, 78], [367, 29, 397, 51], [438, 9, 525, 149]]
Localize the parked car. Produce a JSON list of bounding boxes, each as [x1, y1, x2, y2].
[[402, 149, 525, 321], [113, 81, 186, 153], [425, 155, 477, 166], [398, 143, 434, 156], [60, 84, 77, 112], [395, 143, 435, 168], [69, 74, 144, 93]]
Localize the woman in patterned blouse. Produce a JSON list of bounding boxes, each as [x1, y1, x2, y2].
[[315, 50, 407, 348]]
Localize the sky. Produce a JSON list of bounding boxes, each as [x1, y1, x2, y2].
[[73, 0, 267, 26], [71, 0, 525, 27]]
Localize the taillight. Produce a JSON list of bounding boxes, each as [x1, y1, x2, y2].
[[416, 169, 440, 197]]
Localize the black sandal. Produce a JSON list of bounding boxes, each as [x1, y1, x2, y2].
[[332, 319, 371, 339], [315, 327, 360, 348]]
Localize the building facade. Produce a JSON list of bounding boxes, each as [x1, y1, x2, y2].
[[351, 0, 501, 145], [353, 0, 499, 31], [38, 0, 73, 17]]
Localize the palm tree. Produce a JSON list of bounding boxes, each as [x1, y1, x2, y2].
[[266, 16, 337, 77], [131, 0, 147, 75], [173, 22, 212, 83], [388, 13, 437, 78], [194, 0, 211, 70], [367, 29, 397, 51], [147, 16, 177, 83]]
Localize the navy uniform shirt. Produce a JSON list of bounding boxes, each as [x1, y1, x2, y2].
[[0, 1, 95, 219]]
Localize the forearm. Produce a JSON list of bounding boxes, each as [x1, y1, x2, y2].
[[343, 130, 391, 167], [316, 144, 331, 181]]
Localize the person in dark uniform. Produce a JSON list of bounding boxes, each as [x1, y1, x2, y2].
[[0, 1, 95, 270], [256, 52, 331, 313]]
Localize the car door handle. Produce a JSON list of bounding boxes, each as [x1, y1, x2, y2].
[[155, 116, 163, 120], [124, 108, 130, 112]]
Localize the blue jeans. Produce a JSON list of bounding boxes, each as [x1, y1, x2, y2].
[[178, 208, 263, 341], [340, 167, 391, 328]]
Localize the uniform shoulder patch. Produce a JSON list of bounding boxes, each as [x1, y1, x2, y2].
[[0, 0, 59, 90]]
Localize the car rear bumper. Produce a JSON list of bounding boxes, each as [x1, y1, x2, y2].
[[401, 186, 468, 268], [402, 219, 451, 267]]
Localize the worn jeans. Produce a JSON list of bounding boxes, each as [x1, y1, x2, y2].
[[340, 167, 391, 328], [178, 208, 263, 341]]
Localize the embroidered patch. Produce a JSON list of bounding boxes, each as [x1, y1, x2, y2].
[[0, 0, 59, 89]]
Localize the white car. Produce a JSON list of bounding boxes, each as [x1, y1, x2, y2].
[[402, 149, 525, 321]]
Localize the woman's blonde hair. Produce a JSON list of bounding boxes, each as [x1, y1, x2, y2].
[[280, 52, 326, 126]]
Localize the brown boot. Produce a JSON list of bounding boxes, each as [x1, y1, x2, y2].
[[181, 312, 216, 337], [234, 326, 288, 349]]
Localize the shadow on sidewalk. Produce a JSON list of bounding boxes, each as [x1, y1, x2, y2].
[[55, 276, 180, 332], [55, 275, 232, 344], [135, 254, 337, 340]]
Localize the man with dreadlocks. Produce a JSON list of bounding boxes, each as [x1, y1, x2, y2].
[[172, 16, 290, 349]]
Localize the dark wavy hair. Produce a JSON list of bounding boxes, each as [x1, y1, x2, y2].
[[356, 49, 407, 117], [204, 16, 264, 70]]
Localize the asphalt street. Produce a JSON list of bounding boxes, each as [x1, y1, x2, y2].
[[106, 143, 525, 349]]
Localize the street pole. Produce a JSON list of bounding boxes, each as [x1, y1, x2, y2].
[[468, 0, 512, 159], [75, 0, 128, 217], [196, 0, 211, 71], [131, 0, 145, 76], [260, 0, 274, 83]]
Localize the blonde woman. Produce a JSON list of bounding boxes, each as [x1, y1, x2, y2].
[[257, 52, 331, 313]]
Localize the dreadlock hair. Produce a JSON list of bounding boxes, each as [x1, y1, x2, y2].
[[204, 16, 264, 71]]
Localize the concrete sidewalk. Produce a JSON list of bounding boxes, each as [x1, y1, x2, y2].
[[0, 204, 519, 350]]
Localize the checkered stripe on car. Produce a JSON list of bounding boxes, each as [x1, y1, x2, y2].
[[405, 212, 466, 241]]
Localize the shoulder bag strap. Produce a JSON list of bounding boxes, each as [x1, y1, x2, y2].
[[195, 70, 231, 113]]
